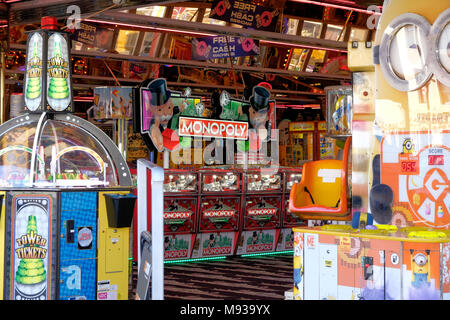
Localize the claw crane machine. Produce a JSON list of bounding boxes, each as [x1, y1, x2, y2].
[[291, 0, 450, 300], [0, 17, 135, 300]]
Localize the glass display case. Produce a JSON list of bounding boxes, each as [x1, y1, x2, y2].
[[325, 86, 353, 137], [171, 7, 198, 21], [301, 21, 323, 38], [284, 170, 302, 193], [136, 5, 166, 17], [202, 8, 227, 26], [286, 19, 300, 35], [305, 49, 326, 72], [325, 24, 345, 41], [200, 169, 241, 193], [0, 114, 130, 188], [288, 48, 309, 71], [245, 168, 283, 193], [163, 170, 198, 193], [115, 30, 140, 55]]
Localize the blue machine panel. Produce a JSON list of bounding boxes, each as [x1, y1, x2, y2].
[[59, 259, 97, 300], [60, 191, 97, 212], [59, 192, 97, 300]]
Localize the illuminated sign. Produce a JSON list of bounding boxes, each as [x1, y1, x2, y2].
[[204, 209, 235, 217], [163, 211, 191, 219], [192, 35, 259, 60], [10, 195, 53, 300], [179, 117, 248, 140], [210, 0, 280, 32], [248, 208, 277, 216]]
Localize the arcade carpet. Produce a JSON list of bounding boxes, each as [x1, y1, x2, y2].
[[129, 254, 293, 300]]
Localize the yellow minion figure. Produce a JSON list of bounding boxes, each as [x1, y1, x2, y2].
[[410, 249, 430, 288], [402, 138, 415, 154], [293, 245, 304, 300]]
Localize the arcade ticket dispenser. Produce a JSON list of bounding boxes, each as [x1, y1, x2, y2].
[[0, 18, 135, 300]]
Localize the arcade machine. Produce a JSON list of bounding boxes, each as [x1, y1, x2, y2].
[[286, 121, 315, 167], [134, 80, 292, 260], [286, 120, 340, 167], [318, 121, 340, 161], [0, 18, 135, 300], [162, 169, 199, 260], [280, 168, 305, 250], [283, 120, 339, 231], [192, 168, 242, 259], [291, 0, 450, 300], [236, 167, 284, 255]]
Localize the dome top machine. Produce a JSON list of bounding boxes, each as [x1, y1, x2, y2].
[[0, 17, 136, 300]]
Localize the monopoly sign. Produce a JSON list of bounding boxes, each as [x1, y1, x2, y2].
[[179, 117, 248, 140], [163, 211, 191, 219], [248, 208, 277, 216], [204, 209, 236, 217]]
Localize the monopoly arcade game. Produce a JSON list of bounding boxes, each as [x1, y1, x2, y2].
[[292, 0, 450, 300], [162, 169, 199, 260], [134, 78, 297, 259], [236, 167, 283, 255], [193, 168, 242, 259], [0, 18, 135, 300]]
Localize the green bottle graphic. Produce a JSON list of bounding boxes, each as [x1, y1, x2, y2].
[[26, 41, 42, 100], [47, 37, 69, 100], [15, 215, 47, 285]]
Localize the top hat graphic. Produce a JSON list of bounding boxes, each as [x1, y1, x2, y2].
[[147, 78, 172, 107], [249, 86, 270, 112]]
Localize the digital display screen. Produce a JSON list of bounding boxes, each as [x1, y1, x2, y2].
[[401, 161, 417, 172], [428, 155, 444, 165]]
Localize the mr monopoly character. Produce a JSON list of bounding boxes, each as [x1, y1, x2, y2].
[[143, 78, 182, 152], [238, 85, 273, 157]]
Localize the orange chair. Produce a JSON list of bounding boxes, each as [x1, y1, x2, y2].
[[289, 137, 351, 221]]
